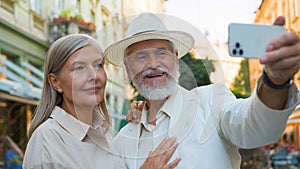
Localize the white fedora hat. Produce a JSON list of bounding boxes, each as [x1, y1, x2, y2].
[[104, 13, 195, 66]]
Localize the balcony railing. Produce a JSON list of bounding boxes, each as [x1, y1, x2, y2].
[[49, 18, 96, 43]]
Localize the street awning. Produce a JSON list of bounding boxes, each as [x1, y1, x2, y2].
[[0, 91, 38, 105], [0, 56, 42, 102]]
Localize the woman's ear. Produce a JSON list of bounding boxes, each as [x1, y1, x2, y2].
[[48, 73, 63, 93]]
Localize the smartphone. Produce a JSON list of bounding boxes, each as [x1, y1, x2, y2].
[[228, 23, 286, 58]]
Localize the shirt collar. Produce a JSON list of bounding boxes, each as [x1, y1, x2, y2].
[[50, 106, 104, 141], [160, 86, 183, 127], [140, 86, 185, 129], [160, 86, 180, 117]]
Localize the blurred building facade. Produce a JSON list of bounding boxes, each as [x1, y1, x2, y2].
[[252, 0, 300, 149], [251, 0, 300, 90], [0, 0, 48, 160], [122, 0, 165, 17]]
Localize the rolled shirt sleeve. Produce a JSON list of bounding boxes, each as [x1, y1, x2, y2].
[[218, 77, 300, 149]]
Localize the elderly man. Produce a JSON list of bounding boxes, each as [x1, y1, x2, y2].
[[104, 13, 300, 169]]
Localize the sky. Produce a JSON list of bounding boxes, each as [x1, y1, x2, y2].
[[165, 0, 262, 42]]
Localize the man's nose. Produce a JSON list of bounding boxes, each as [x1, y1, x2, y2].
[[146, 54, 160, 68]]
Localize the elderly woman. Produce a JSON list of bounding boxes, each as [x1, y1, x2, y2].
[[23, 34, 179, 169]]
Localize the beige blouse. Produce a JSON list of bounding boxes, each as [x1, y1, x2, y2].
[[23, 106, 126, 169]]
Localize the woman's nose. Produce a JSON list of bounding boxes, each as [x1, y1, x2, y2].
[[88, 67, 100, 80]]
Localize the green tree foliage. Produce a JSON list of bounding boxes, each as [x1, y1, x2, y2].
[[179, 52, 214, 90], [230, 59, 251, 98]]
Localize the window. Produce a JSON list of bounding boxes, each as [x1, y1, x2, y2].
[[30, 0, 42, 14], [0, 0, 15, 14], [53, 0, 65, 13], [75, 0, 81, 14]]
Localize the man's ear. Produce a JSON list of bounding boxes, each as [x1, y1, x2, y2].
[[175, 50, 179, 67], [48, 73, 63, 93]]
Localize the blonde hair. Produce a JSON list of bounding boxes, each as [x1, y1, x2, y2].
[[28, 34, 111, 137]]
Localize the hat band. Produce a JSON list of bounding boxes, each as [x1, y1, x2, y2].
[[132, 30, 156, 36]]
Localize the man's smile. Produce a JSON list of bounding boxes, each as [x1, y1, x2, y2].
[[145, 72, 166, 79]]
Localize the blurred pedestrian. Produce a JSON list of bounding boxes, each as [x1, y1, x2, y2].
[[3, 136, 23, 169]]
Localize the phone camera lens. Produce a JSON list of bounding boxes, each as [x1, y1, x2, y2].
[[235, 42, 240, 48], [232, 49, 237, 55], [239, 49, 244, 55]]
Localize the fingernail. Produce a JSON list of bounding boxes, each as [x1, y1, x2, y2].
[[267, 44, 274, 51], [260, 55, 268, 64], [177, 157, 182, 162]]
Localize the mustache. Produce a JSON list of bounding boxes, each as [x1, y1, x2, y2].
[[141, 67, 169, 79]]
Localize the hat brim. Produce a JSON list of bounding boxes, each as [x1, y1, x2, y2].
[[104, 31, 194, 67]]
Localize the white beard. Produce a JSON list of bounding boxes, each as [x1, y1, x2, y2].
[[132, 68, 180, 100]]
